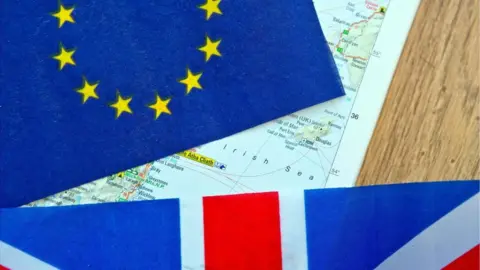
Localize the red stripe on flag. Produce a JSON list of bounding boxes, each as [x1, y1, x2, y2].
[[443, 244, 480, 270], [203, 192, 283, 270], [0, 265, 10, 270]]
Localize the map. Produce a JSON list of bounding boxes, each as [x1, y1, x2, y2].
[[28, 0, 421, 207]]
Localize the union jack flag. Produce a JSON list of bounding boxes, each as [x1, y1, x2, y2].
[[0, 181, 478, 269]]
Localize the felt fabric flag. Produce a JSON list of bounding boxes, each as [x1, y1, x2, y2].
[[0, 0, 344, 207], [0, 181, 478, 270]]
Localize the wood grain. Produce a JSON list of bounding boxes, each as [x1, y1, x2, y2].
[[356, 0, 480, 185]]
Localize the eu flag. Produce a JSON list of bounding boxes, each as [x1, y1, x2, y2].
[[0, 0, 344, 207]]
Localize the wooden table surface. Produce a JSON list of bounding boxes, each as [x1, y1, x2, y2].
[[356, 0, 479, 186]]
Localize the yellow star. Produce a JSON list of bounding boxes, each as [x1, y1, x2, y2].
[[51, 4, 75, 28], [198, 0, 222, 20], [179, 68, 203, 95], [148, 94, 172, 120], [53, 44, 76, 70], [198, 36, 222, 62], [76, 77, 99, 104], [109, 91, 133, 118]]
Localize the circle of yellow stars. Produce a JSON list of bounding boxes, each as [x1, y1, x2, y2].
[[51, 0, 222, 119]]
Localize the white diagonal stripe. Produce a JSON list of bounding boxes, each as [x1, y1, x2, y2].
[[279, 190, 308, 270], [375, 193, 480, 270], [180, 196, 206, 270], [0, 241, 58, 270]]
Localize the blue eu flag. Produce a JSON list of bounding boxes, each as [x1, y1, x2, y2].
[[0, 0, 344, 207]]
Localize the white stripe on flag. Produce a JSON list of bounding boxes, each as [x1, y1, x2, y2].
[[0, 241, 57, 270], [375, 193, 480, 270], [279, 190, 308, 270], [180, 196, 205, 270]]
